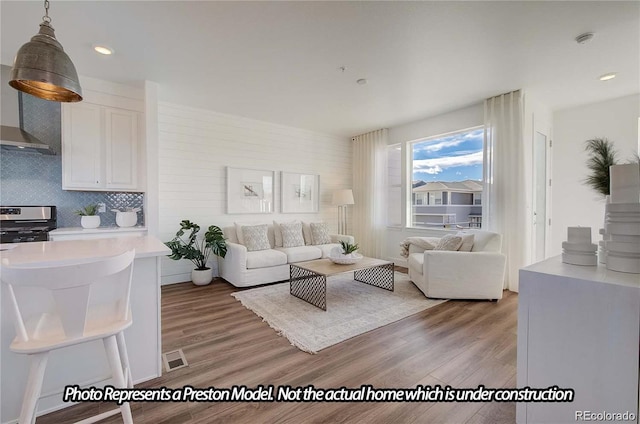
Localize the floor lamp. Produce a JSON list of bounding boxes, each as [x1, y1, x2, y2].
[[332, 189, 355, 235]]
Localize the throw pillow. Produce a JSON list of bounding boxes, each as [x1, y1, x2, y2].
[[273, 220, 299, 247], [302, 221, 322, 245], [280, 221, 305, 248], [234, 221, 258, 245], [241, 224, 271, 252], [310, 222, 331, 245], [302, 223, 310, 245], [434, 234, 463, 251], [456, 232, 475, 252]]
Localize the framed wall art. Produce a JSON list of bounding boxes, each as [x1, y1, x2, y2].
[[281, 172, 320, 213], [227, 167, 275, 214]]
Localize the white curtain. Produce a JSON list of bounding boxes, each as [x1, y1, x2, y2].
[[483, 90, 530, 291], [352, 128, 388, 258]]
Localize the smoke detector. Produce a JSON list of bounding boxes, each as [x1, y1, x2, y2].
[[575, 32, 594, 44]]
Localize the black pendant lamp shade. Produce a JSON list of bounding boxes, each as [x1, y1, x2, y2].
[[9, 2, 82, 102]]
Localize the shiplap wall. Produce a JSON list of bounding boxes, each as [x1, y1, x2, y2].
[[158, 102, 352, 284]]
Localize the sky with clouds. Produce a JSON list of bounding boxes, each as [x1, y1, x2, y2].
[[412, 128, 483, 182]]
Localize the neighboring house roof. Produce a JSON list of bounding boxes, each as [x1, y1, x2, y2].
[[413, 180, 482, 192]]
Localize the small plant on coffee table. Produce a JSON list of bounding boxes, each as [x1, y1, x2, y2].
[[339, 240, 359, 255]]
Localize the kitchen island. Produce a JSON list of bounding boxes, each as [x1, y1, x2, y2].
[[0, 236, 170, 423]]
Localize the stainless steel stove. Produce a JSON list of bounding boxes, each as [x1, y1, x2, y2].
[[0, 206, 57, 243]]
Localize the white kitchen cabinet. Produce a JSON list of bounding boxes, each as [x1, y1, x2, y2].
[[61, 102, 102, 189], [517, 256, 639, 423], [62, 103, 141, 191]]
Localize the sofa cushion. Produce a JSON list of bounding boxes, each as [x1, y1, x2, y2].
[[469, 231, 500, 252], [316, 243, 342, 259], [408, 253, 424, 276], [456, 232, 475, 252], [310, 222, 331, 245], [242, 224, 271, 252], [281, 221, 305, 248], [275, 246, 322, 263], [434, 234, 463, 251], [246, 249, 288, 269]]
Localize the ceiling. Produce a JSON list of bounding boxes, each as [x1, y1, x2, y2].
[[1, 1, 638, 137]]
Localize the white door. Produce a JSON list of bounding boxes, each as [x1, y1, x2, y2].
[[62, 102, 102, 189], [532, 131, 549, 262], [104, 107, 138, 190]]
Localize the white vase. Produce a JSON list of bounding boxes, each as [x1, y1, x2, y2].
[[81, 215, 100, 229], [191, 268, 213, 286]]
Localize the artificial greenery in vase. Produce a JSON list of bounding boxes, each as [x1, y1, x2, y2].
[[339, 240, 360, 256], [584, 138, 618, 197], [165, 220, 227, 270], [74, 204, 99, 216]]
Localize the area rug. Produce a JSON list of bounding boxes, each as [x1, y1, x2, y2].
[[231, 272, 447, 354]]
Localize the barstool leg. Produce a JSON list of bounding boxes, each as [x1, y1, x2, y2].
[[116, 332, 133, 388], [19, 352, 49, 424], [103, 335, 133, 424]]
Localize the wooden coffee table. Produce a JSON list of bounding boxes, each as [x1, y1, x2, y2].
[[289, 257, 394, 310]]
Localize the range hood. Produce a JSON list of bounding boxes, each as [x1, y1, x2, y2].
[[0, 125, 55, 155]]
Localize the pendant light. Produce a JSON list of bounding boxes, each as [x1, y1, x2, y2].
[[9, 0, 82, 102]]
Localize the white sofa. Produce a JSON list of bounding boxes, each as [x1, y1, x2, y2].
[[407, 229, 506, 300], [218, 225, 354, 287]]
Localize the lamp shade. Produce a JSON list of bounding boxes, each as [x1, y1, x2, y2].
[[332, 189, 355, 206], [9, 22, 82, 102]]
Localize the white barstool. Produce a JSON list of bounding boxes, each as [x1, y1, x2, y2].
[[1, 249, 136, 424]]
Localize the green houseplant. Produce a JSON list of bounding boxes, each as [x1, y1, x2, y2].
[[339, 240, 360, 256], [74, 204, 100, 229], [584, 138, 618, 197], [165, 220, 227, 286]]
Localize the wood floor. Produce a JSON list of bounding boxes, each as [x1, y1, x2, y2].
[[39, 273, 518, 424]]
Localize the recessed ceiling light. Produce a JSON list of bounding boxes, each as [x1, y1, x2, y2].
[[575, 32, 594, 44], [599, 72, 617, 81], [93, 45, 114, 55], [356, 78, 367, 85]]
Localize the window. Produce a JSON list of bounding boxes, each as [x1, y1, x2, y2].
[[409, 127, 483, 228]]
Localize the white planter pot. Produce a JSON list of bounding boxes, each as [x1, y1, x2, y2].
[[191, 268, 213, 286], [116, 211, 138, 227], [81, 215, 100, 229]]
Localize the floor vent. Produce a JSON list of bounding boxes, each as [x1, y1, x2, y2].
[[162, 349, 188, 372]]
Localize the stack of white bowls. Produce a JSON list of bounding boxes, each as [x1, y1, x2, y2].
[[604, 203, 640, 273], [562, 226, 597, 266], [604, 164, 640, 274]]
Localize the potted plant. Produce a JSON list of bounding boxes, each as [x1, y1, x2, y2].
[[75, 204, 100, 229], [165, 220, 227, 286], [339, 240, 360, 257], [584, 138, 618, 197]]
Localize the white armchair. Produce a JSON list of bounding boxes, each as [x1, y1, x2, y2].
[[407, 230, 506, 300]]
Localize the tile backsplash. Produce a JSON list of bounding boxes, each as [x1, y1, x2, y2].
[[0, 93, 144, 228]]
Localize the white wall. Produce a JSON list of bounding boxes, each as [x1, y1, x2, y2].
[[385, 103, 484, 264], [158, 102, 351, 284], [551, 94, 640, 256], [0, 65, 20, 127]]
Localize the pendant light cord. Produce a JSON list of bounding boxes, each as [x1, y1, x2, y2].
[[42, 0, 51, 23]]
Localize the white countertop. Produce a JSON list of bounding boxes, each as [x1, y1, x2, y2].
[[521, 255, 640, 289], [49, 226, 147, 235], [0, 235, 169, 266]]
